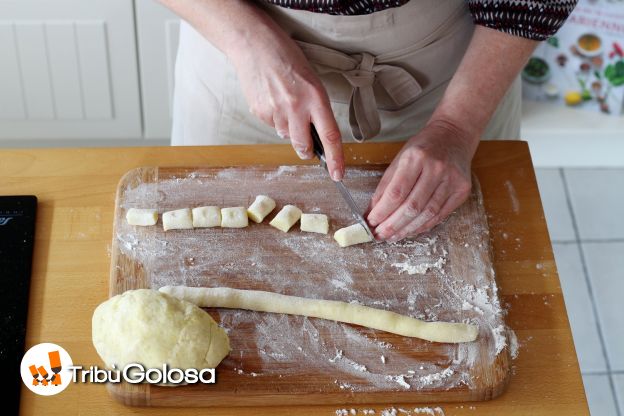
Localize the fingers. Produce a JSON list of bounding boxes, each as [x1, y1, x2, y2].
[[273, 112, 289, 140], [387, 183, 451, 241], [376, 177, 448, 241], [249, 101, 275, 128], [364, 162, 399, 216], [243, 60, 341, 168], [311, 105, 344, 181], [415, 186, 471, 236], [392, 180, 472, 241], [288, 113, 313, 160], [366, 153, 423, 228]]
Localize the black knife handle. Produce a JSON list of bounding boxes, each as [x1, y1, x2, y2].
[[310, 124, 325, 161]]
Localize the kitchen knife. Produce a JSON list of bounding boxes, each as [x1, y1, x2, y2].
[[310, 124, 376, 241]]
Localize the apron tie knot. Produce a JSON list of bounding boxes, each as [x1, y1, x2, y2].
[[296, 42, 422, 142], [343, 52, 376, 88]]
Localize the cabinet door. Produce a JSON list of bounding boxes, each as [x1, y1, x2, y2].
[[135, 0, 180, 140], [0, 0, 141, 139]]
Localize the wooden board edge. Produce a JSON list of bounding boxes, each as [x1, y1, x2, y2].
[[109, 166, 157, 296], [107, 165, 512, 407], [472, 174, 512, 401], [144, 384, 506, 407], [107, 166, 158, 405], [107, 382, 150, 407]]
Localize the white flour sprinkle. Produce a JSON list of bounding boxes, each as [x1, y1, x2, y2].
[[352, 363, 368, 372], [414, 408, 445, 415], [387, 374, 411, 389], [462, 300, 484, 315], [264, 165, 297, 180], [378, 407, 445, 416], [392, 257, 446, 275], [504, 180, 520, 214], [419, 367, 454, 386], [115, 165, 507, 394], [336, 381, 356, 390], [509, 329, 519, 359], [492, 325, 507, 355]]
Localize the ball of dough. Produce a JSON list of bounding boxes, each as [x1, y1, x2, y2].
[[300, 213, 329, 234], [192, 206, 221, 228], [126, 208, 158, 226], [269, 205, 302, 232], [247, 195, 276, 223], [92, 289, 230, 372], [162, 208, 193, 231], [220, 207, 248, 228], [334, 223, 373, 247]]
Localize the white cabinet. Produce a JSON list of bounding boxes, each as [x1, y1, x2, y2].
[[135, 0, 180, 140], [0, 0, 141, 140]]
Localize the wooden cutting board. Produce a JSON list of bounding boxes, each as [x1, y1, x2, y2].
[[108, 165, 510, 407]]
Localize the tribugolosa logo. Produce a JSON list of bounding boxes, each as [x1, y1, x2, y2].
[[20, 342, 218, 394], [20, 343, 73, 396]]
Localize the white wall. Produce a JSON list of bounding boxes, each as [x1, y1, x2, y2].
[[0, 0, 622, 167]]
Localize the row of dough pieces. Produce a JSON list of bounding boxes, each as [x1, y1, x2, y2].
[[125, 195, 373, 248]]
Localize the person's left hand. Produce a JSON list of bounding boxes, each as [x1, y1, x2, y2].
[[365, 120, 479, 242]]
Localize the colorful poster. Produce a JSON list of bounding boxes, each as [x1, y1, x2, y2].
[[522, 0, 624, 116]]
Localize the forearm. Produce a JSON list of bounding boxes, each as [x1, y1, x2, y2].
[[160, 0, 345, 178], [429, 25, 538, 146], [158, 0, 288, 62]]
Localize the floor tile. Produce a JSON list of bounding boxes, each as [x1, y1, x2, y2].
[[552, 243, 607, 372], [565, 169, 624, 240], [583, 374, 618, 416], [583, 242, 624, 371], [613, 374, 624, 414], [534, 169, 576, 241]]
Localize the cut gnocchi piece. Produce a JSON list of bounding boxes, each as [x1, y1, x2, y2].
[[125, 208, 158, 226], [269, 205, 302, 232], [192, 206, 221, 228], [300, 213, 329, 234], [247, 195, 276, 223], [221, 207, 249, 228], [162, 208, 193, 231], [334, 223, 373, 247]]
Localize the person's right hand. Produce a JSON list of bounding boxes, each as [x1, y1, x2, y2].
[[228, 29, 344, 181]]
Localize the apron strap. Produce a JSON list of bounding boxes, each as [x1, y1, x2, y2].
[[297, 41, 423, 142]]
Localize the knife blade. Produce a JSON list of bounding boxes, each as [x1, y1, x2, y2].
[[309, 124, 376, 241]]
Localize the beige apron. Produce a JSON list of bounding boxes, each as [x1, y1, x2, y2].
[[171, 0, 521, 146]]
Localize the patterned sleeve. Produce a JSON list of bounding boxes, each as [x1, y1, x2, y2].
[[466, 0, 578, 41]]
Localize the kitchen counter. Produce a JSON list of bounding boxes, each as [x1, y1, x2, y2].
[[2, 141, 588, 415]]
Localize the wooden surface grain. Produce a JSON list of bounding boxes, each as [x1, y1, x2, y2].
[[109, 165, 508, 406], [1, 141, 589, 415]]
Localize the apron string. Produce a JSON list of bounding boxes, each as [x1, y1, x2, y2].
[[297, 41, 423, 142]]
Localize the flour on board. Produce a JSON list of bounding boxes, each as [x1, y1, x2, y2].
[[116, 165, 509, 392], [504, 180, 520, 214], [370, 407, 445, 416], [509, 329, 519, 359]]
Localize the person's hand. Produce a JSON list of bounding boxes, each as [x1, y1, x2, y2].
[[228, 29, 344, 181], [365, 120, 478, 242]]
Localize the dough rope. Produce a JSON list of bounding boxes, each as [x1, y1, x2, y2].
[[159, 286, 478, 343]]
